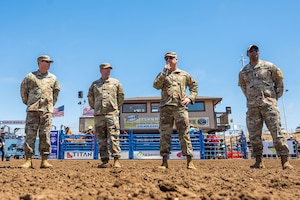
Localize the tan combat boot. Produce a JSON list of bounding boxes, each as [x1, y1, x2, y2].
[[158, 155, 168, 169], [98, 159, 111, 168], [20, 154, 33, 169], [113, 157, 121, 168], [280, 155, 293, 170], [40, 154, 53, 168], [250, 156, 265, 169], [187, 155, 196, 170]]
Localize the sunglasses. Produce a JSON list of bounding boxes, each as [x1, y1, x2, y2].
[[165, 57, 175, 61], [248, 49, 258, 53], [41, 60, 51, 63]]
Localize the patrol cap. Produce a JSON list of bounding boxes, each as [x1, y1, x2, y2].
[[37, 55, 54, 63], [164, 51, 177, 58], [100, 63, 112, 69], [247, 45, 259, 52]]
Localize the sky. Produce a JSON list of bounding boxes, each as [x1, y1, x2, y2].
[[1, 0, 300, 134]]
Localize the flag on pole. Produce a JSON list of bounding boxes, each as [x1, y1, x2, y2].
[[83, 106, 94, 116], [53, 105, 64, 118]]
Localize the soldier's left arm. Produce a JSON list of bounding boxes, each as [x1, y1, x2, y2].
[[187, 75, 198, 104], [272, 65, 284, 99], [117, 81, 125, 107], [52, 79, 60, 106]]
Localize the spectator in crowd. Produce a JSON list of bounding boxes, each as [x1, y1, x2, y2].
[[238, 44, 293, 170], [0, 132, 6, 161], [20, 55, 60, 168], [85, 126, 94, 134], [65, 127, 72, 135], [206, 129, 219, 159], [88, 63, 124, 168], [153, 51, 198, 170]]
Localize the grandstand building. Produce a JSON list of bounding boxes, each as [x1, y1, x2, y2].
[[80, 96, 230, 134]]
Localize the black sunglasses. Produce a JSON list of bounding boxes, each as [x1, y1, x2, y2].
[[248, 49, 258, 53], [165, 57, 175, 61], [41, 60, 51, 63]]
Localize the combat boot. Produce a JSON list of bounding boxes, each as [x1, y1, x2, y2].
[[158, 155, 168, 169], [40, 154, 53, 168], [187, 155, 196, 170], [20, 154, 33, 169], [98, 159, 111, 168], [280, 155, 293, 170], [250, 156, 265, 169], [113, 157, 121, 168]]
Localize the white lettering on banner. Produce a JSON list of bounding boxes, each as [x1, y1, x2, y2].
[[140, 117, 159, 122], [1, 120, 26, 124], [64, 151, 94, 159], [133, 151, 161, 159], [136, 124, 159, 128]]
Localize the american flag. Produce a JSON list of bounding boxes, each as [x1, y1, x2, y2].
[[83, 106, 94, 116], [53, 105, 64, 118]]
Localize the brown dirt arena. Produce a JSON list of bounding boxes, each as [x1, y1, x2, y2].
[[0, 158, 299, 200]]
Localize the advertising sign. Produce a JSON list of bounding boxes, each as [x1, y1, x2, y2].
[[64, 151, 94, 159], [132, 150, 161, 159], [169, 151, 201, 160], [123, 115, 159, 129], [49, 130, 59, 159]]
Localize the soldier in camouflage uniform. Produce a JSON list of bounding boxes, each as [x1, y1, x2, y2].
[[238, 45, 293, 170], [88, 63, 124, 168], [20, 55, 60, 169], [153, 52, 198, 170]]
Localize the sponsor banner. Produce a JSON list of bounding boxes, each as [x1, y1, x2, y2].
[[120, 151, 129, 159], [123, 115, 210, 130], [123, 115, 160, 129], [189, 117, 209, 127], [132, 150, 161, 159], [0, 120, 26, 125], [263, 140, 296, 155], [49, 130, 59, 159], [169, 151, 201, 160], [64, 151, 94, 159], [101, 152, 129, 160], [263, 141, 276, 155]]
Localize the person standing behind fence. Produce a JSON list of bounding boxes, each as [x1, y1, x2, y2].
[[20, 55, 60, 169], [88, 63, 124, 168], [0, 132, 6, 161], [153, 51, 198, 170], [238, 45, 293, 170]]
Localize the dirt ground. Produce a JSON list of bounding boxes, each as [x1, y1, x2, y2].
[[0, 158, 299, 200]]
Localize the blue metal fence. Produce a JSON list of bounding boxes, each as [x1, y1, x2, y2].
[[3, 129, 253, 160]]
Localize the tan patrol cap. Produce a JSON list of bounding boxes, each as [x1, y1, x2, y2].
[[100, 63, 112, 69], [247, 45, 259, 52], [164, 51, 177, 58], [37, 55, 54, 63]]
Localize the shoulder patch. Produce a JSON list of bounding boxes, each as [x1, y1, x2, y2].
[[277, 70, 284, 79]]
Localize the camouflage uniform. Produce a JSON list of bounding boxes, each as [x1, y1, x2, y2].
[[238, 60, 289, 157], [20, 69, 60, 157], [153, 68, 198, 157], [88, 73, 124, 162]]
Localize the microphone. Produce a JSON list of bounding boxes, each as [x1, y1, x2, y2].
[[165, 64, 171, 75]]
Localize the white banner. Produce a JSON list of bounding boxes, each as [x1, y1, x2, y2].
[[1, 120, 26, 124], [64, 151, 94, 159]]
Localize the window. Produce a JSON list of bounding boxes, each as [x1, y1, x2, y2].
[[151, 103, 160, 113], [188, 102, 205, 112], [122, 103, 147, 113]]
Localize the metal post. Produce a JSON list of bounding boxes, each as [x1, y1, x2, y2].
[[282, 89, 289, 134]]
